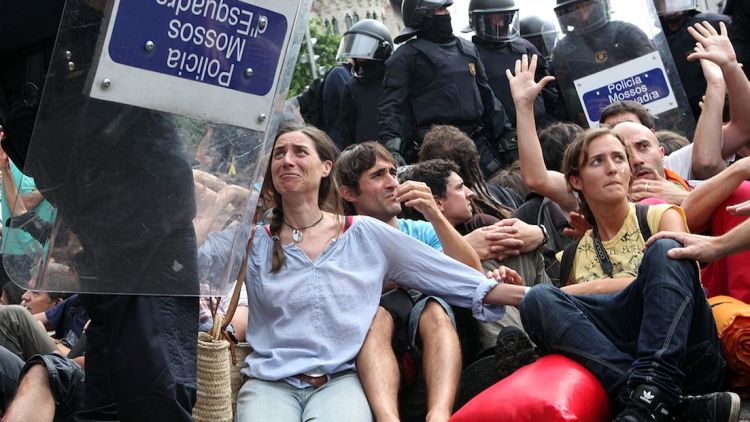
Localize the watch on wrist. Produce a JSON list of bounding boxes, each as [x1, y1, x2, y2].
[[537, 224, 549, 245]]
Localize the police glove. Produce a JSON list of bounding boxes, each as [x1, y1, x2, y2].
[[384, 138, 407, 167]]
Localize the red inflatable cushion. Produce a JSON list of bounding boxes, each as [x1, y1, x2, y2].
[[451, 354, 611, 422]]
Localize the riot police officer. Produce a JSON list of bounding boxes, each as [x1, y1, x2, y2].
[[655, 0, 731, 119], [0, 1, 198, 420], [378, 0, 517, 176], [550, 0, 655, 124], [468, 0, 558, 129], [552, 0, 654, 80], [519, 13, 556, 61], [337, 19, 395, 147]]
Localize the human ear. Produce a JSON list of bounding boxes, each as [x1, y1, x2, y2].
[[321, 160, 333, 177], [340, 185, 359, 203], [569, 175, 583, 191]]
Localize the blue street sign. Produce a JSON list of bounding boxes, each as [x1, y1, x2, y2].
[[581, 68, 671, 122], [108, 0, 287, 96]]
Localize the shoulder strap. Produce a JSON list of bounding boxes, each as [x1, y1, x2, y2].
[[635, 204, 652, 241], [344, 215, 354, 232], [558, 239, 580, 287], [455, 37, 479, 61]]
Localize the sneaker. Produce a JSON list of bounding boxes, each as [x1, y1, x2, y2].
[[612, 384, 674, 422], [673, 391, 740, 422], [493, 326, 538, 379]]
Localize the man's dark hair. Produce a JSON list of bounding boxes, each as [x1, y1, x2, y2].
[[400, 159, 460, 198], [655, 130, 690, 155], [1, 282, 24, 305], [538, 122, 584, 172], [335, 141, 396, 214], [599, 101, 656, 130], [488, 160, 529, 199], [420, 125, 513, 218]]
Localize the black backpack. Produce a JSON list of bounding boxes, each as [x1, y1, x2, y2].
[[558, 204, 651, 286], [536, 197, 575, 287]]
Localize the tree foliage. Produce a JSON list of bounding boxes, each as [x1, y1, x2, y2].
[[288, 18, 342, 98]]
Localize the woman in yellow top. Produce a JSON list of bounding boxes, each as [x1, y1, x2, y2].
[[508, 54, 739, 422]]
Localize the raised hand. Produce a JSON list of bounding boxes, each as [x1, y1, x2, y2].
[[687, 21, 737, 69], [506, 54, 556, 108]]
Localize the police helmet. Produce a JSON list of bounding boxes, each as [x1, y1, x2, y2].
[[653, 0, 698, 16], [396, 0, 454, 43], [468, 0, 520, 43], [554, 0, 610, 34], [336, 19, 394, 62], [520, 15, 557, 58]]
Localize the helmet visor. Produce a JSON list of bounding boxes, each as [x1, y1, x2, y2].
[[654, 0, 697, 15], [336, 33, 384, 61], [555, 0, 608, 33], [471, 10, 520, 42]]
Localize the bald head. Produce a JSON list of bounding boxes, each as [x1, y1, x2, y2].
[[613, 121, 665, 180]]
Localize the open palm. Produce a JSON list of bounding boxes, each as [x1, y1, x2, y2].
[[506, 54, 555, 108]]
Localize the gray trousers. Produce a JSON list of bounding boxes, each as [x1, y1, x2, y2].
[[0, 305, 56, 360]]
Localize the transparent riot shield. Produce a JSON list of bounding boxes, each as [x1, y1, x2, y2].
[[3, 0, 313, 296], [546, 0, 695, 136]]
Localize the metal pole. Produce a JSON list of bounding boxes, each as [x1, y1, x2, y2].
[[305, 24, 318, 79]]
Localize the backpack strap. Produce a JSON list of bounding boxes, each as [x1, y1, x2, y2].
[[559, 204, 651, 286], [635, 204, 652, 241], [558, 239, 580, 287]]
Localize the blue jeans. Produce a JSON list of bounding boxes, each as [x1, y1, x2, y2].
[[235, 371, 373, 422], [520, 239, 725, 404]]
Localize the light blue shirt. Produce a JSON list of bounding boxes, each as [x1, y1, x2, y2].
[[1, 162, 54, 256], [397, 218, 442, 252], [242, 216, 504, 386]]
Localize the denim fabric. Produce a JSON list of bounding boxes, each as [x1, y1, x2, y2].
[[407, 296, 456, 361], [235, 371, 373, 422], [0, 346, 23, 416], [520, 239, 725, 404], [23, 353, 84, 421]]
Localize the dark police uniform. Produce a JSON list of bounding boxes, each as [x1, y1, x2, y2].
[[551, 20, 654, 81], [663, 11, 731, 119], [725, 0, 750, 80], [339, 65, 393, 147], [551, 20, 654, 124], [378, 36, 517, 174], [1, 1, 198, 420], [473, 36, 558, 129]]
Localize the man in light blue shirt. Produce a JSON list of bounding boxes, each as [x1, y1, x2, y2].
[[0, 150, 54, 285], [337, 141, 482, 422]]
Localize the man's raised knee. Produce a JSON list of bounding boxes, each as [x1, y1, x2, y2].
[[370, 306, 395, 338], [418, 299, 454, 334]]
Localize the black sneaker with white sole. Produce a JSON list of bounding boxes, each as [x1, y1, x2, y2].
[[493, 326, 538, 379], [612, 384, 674, 422], [673, 391, 741, 422]]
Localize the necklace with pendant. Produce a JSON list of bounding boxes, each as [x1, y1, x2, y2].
[[283, 212, 325, 243]]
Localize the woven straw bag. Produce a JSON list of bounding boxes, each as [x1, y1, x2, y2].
[[194, 315, 233, 422], [193, 214, 258, 421]]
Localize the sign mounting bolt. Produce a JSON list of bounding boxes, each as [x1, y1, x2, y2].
[[245, 68, 254, 78], [102, 78, 111, 89], [258, 113, 266, 123], [145, 41, 155, 52]]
